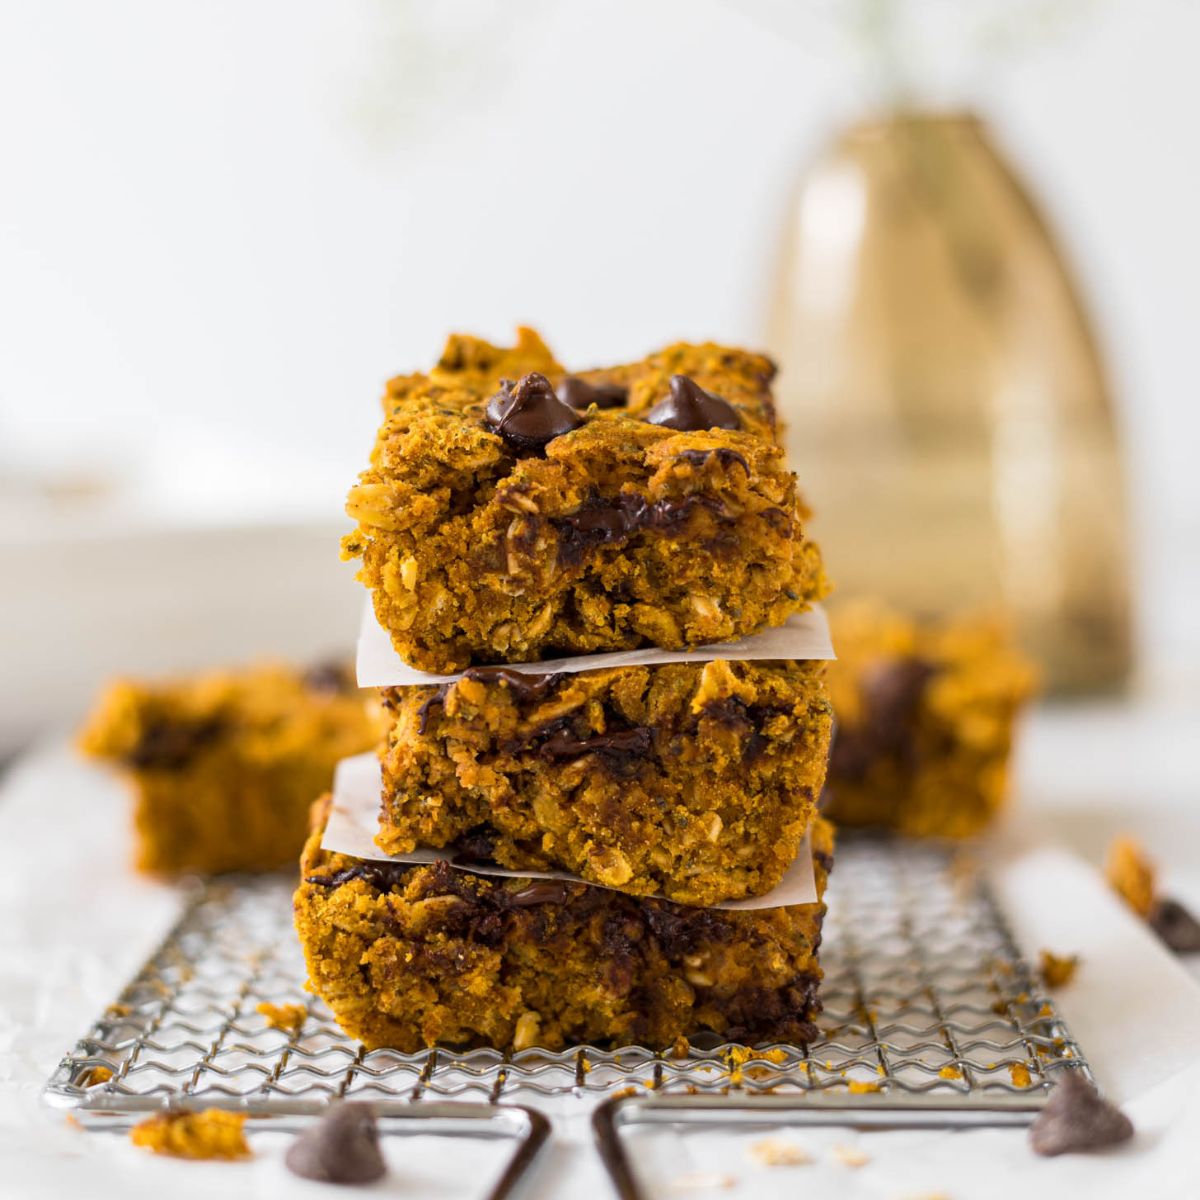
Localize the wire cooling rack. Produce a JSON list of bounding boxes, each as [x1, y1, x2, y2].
[[44, 835, 1088, 1117]]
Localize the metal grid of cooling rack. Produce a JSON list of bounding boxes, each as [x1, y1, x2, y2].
[[44, 835, 1089, 1115]]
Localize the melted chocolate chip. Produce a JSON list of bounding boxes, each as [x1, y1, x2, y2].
[[645, 375, 742, 432], [462, 666, 566, 704], [507, 880, 571, 906], [538, 725, 653, 764], [555, 491, 733, 567], [285, 1103, 386, 1184], [302, 659, 353, 694], [1148, 896, 1200, 953], [1028, 1071, 1134, 1156], [305, 862, 412, 891], [828, 657, 938, 783], [416, 684, 451, 735], [676, 447, 750, 474], [450, 825, 499, 866], [484, 373, 583, 453], [556, 376, 628, 410], [125, 717, 225, 770]]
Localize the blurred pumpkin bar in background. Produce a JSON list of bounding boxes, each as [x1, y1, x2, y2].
[[79, 661, 381, 874], [822, 600, 1038, 838]]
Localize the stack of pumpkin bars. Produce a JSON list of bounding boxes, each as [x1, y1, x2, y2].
[[293, 329, 842, 1052]]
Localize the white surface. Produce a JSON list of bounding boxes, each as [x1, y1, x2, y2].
[[3, 702, 1200, 1197], [324, 752, 818, 908], [357, 601, 835, 686]]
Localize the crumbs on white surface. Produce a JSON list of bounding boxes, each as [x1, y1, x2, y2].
[[747, 1137, 812, 1166], [832, 1143, 870, 1167], [669, 1171, 737, 1191]]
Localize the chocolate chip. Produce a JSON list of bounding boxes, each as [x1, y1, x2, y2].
[[676, 447, 750, 474], [1148, 896, 1200, 953], [461, 667, 566, 704], [285, 1102, 387, 1184], [538, 725, 653, 764], [1028, 1071, 1134, 1156], [450, 825, 499, 866], [415, 684, 451, 734], [645, 375, 742, 432], [125, 717, 225, 770], [556, 376, 628, 410], [303, 659, 352, 694], [484, 373, 582, 453], [555, 491, 734, 567], [828, 657, 937, 782], [507, 880, 571, 906]]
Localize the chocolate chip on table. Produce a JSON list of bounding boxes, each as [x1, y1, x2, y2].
[[644, 374, 742, 432], [285, 1102, 387, 1184], [484, 373, 583, 453], [556, 376, 628, 410], [1148, 896, 1200, 953], [1027, 1071, 1134, 1156]]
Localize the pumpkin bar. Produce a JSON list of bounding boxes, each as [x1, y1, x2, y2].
[[822, 602, 1037, 838], [342, 328, 827, 672], [295, 797, 834, 1052], [79, 661, 382, 874], [376, 658, 833, 906]]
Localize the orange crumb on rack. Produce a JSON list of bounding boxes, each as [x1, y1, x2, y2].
[[78, 1065, 113, 1087], [1106, 836, 1157, 917], [1009, 1062, 1034, 1088], [847, 1079, 882, 1094], [938, 1065, 963, 1080], [130, 1110, 250, 1160], [256, 1002, 307, 1034], [1039, 950, 1079, 988]]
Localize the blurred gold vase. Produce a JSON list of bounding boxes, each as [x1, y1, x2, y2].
[[768, 112, 1132, 694]]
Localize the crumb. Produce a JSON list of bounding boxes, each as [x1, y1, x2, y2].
[[832, 1144, 869, 1167], [1038, 1003, 1053, 1018], [1106, 836, 1156, 917], [748, 1137, 811, 1166], [611, 1087, 639, 1100], [78, 1065, 114, 1087], [256, 1002, 307, 1034], [105, 1003, 131, 1018], [1009, 1063, 1033, 1088], [847, 1079, 882, 1094], [727, 1046, 787, 1067], [1039, 950, 1079, 988], [938, 1065, 963, 1080], [669, 1170, 736, 1190], [671, 1035, 691, 1059], [130, 1110, 250, 1160], [580, 1056, 592, 1074]]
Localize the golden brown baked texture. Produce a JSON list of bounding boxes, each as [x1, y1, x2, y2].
[[377, 658, 833, 905], [342, 328, 827, 673], [822, 602, 1037, 838], [79, 662, 381, 874], [295, 798, 833, 1052]]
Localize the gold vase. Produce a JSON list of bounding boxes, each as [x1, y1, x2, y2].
[[767, 112, 1133, 694]]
